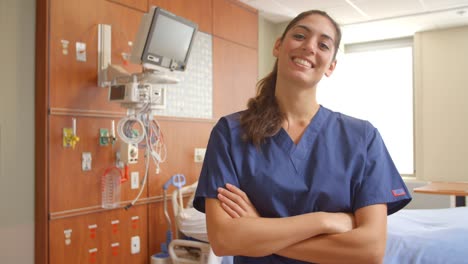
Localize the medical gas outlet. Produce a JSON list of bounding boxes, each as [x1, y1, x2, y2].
[[99, 120, 116, 146], [63, 118, 80, 149]]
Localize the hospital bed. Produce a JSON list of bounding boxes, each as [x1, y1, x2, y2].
[[169, 182, 467, 264], [384, 206, 468, 264], [169, 182, 224, 264]]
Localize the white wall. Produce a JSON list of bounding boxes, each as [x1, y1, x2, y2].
[[414, 26, 468, 182], [0, 0, 35, 263], [257, 18, 289, 80], [257, 17, 277, 80], [403, 179, 451, 209]]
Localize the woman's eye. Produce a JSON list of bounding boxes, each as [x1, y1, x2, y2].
[[319, 42, 330, 50], [293, 34, 305, 40]]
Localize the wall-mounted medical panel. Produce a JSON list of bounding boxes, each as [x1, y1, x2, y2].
[[149, 0, 213, 34], [49, 115, 148, 213], [49, 0, 143, 111], [37, 0, 259, 263], [213, 0, 258, 49], [49, 205, 148, 264], [213, 36, 258, 118]]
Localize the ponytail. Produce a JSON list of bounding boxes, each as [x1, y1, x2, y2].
[[240, 62, 284, 146]]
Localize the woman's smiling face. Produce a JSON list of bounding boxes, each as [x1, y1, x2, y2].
[[273, 14, 338, 88]]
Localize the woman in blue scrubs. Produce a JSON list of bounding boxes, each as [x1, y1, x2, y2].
[[194, 9, 411, 264]]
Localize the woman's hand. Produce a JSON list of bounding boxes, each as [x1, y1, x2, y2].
[[322, 212, 355, 234], [217, 183, 355, 234], [217, 183, 260, 218]]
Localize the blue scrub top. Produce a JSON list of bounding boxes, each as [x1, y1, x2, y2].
[[194, 106, 411, 263]]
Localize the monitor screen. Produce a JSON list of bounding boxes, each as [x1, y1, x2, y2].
[[109, 84, 126, 101], [141, 7, 198, 71]]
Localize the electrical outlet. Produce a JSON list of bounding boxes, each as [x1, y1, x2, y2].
[[76, 42, 87, 62], [82, 152, 92, 171], [120, 143, 138, 164], [131, 236, 140, 254], [64, 229, 72, 246], [131, 172, 139, 189], [150, 86, 166, 110], [194, 148, 206, 163]]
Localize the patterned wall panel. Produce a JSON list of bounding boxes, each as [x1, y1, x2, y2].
[[153, 32, 213, 119]]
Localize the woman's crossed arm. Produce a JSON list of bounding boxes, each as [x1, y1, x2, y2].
[[206, 184, 387, 264]]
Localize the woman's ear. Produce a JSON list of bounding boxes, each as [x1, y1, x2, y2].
[[272, 38, 282, 58], [324, 60, 337, 77]]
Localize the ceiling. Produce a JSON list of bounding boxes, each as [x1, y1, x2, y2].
[[238, 0, 468, 43]]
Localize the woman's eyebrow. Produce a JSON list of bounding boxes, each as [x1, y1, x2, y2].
[[292, 24, 335, 42]]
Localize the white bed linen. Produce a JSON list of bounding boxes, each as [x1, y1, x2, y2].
[[384, 207, 468, 264]]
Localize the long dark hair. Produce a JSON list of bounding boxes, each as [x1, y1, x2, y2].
[[240, 10, 341, 146]]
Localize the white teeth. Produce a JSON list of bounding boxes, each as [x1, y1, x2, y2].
[[293, 58, 311, 68]]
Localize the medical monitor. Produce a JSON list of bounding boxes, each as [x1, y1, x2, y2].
[[130, 6, 198, 72], [109, 84, 126, 101]]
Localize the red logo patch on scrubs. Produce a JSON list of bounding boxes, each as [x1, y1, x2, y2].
[[391, 188, 406, 197]]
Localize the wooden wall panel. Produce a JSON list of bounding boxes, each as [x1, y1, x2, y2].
[[148, 119, 214, 197], [49, 115, 148, 213], [36, 0, 49, 262], [213, 36, 258, 118], [213, 0, 258, 49], [149, 0, 213, 34], [148, 202, 169, 257], [50, 205, 148, 264], [108, 0, 148, 12], [49, 0, 143, 110], [50, 213, 99, 264]]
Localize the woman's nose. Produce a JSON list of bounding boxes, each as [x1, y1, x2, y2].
[[301, 40, 316, 54]]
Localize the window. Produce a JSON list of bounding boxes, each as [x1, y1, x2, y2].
[[318, 37, 414, 175]]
